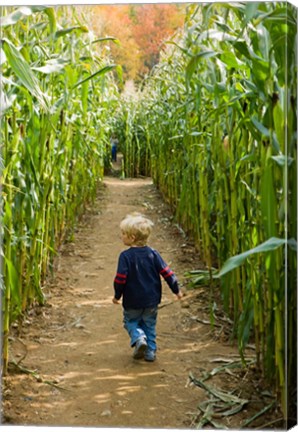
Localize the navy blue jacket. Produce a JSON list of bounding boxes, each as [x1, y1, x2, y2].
[[114, 246, 179, 309]]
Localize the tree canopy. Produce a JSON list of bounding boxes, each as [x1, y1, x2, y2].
[[86, 4, 186, 81]]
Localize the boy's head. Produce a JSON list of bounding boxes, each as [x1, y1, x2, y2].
[[120, 213, 154, 247]]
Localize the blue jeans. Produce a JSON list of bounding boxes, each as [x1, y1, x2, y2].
[[123, 307, 158, 352], [111, 145, 117, 161]]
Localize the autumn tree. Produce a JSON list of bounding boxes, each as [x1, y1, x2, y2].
[[132, 4, 185, 76], [84, 4, 186, 82], [89, 5, 142, 81]]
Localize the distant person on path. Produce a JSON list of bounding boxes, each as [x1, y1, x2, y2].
[[112, 213, 183, 362], [110, 135, 118, 162]]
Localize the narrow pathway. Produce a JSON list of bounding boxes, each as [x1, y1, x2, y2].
[[4, 175, 245, 428]]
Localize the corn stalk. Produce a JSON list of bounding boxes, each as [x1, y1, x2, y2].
[[1, 5, 119, 374], [114, 2, 297, 418]]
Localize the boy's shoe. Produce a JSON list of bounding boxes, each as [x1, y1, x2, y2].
[[133, 338, 147, 359], [144, 349, 156, 362]]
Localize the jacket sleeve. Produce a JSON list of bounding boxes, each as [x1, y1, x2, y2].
[[154, 250, 179, 295], [113, 253, 128, 300]]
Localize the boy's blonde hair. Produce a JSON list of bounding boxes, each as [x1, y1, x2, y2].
[[120, 213, 154, 246]]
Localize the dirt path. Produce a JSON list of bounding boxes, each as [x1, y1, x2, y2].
[[3, 173, 274, 429]]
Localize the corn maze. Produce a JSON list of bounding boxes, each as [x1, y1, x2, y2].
[[1, 2, 297, 426]]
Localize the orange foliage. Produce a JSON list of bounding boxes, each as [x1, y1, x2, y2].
[[133, 4, 184, 74], [86, 3, 185, 81]]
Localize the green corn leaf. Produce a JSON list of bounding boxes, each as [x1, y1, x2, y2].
[[251, 117, 270, 137], [0, 6, 32, 27], [255, 6, 293, 26], [244, 2, 260, 21], [0, 6, 48, 27], [116, 65, 123, 83], [216, 237, 294, 278], [0, 92, 17, 116], [220, 51, 241, 69], [55, 25, 89, 39], [233, 41, 251, 60], [1, 38, 49, 111], [4, 257, 20, 305], [186, 50, 217, 85], [44, 7, 56, 34], [32, 59, 67, 74], [81, 77, 89, 114], [168, 134, 184, 141], [72, 65, 116, 89], [271, 155, 294, 167], [88, 37, 120, 46], [165, 41, 190, 56], [198, 29, 238, 42]]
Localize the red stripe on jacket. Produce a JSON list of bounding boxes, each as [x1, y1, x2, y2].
[[114, 278, 126, 284], [160, 266, 174, 278], [160, 266, 170, 275]]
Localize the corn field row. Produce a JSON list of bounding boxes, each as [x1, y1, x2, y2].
[[115, 2, 297, 420], [1, 6, 120, 374]]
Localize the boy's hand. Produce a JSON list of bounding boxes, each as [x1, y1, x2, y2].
[[176, 291, 183, 300], [112, 297, 121, 304]]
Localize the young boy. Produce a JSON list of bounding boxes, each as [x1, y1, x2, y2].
[[112, 213, 183, 362]]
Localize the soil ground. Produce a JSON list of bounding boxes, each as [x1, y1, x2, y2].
[[2, 159, 282, 429]]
